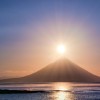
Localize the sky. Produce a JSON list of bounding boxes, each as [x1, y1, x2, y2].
[[0, 0, 100, 79]]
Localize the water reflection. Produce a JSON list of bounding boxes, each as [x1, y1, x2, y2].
[[53, 82, 71, 90], [55, 91, 66, 100], [52, 83, 74, 100]]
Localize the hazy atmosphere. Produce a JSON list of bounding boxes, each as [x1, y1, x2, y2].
[[0, 0, 100, 79]]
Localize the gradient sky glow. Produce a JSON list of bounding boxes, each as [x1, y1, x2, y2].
[[0, 0, 100, 79]]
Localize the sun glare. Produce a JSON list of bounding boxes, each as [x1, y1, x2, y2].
[[57, 44, 66, 54]]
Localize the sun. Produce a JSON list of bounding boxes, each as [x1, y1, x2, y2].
[[57, 44, 66, 54]]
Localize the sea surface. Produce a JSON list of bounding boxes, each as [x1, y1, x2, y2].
[[0, 82, 100, 100]]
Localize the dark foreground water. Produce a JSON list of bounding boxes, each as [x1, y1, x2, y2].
[[0, 82, 100, 100]]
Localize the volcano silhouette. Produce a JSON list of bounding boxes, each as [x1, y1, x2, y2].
[[0, 58, 100, 83]]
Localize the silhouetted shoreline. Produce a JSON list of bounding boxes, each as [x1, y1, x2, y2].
[[0, 89, 51, 94]]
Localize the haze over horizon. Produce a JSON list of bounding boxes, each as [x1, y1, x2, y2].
[[0, 0, 100, 79]]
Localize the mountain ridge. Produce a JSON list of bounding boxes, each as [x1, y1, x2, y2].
[[0, 58, 100, 83]]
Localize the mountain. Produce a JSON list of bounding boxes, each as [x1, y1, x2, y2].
[[0, 58, 100, 83]]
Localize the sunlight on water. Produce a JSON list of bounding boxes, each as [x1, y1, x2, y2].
[[58, 86, 67, 91], [54, 91, 75, 100], [53, 82, 72, 90], [55, 91, 66, 100], [52, 83, 74, 100], [0, 83, 100, 100]]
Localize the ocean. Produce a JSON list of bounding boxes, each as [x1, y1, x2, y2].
[[0, 82, 100, 100]]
